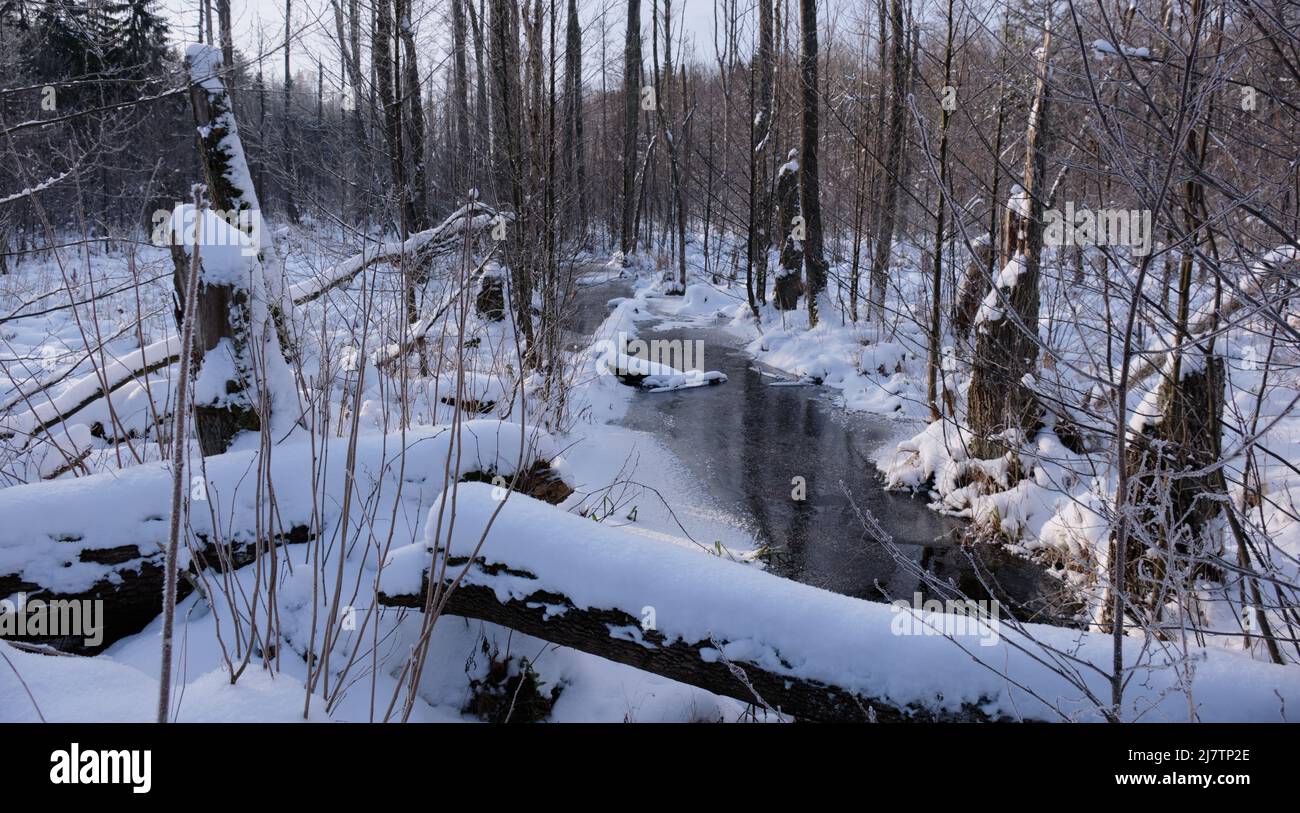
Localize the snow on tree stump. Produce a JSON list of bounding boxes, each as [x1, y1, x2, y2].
[[174, 45, 298, 456], [475, 265, 507, 321]]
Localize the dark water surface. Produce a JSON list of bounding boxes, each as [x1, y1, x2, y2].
[[572, 278, 1073, 625]]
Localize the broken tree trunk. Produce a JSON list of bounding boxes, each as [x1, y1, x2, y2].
[[965, 18, 1053, 461], [952, 236, 994, 345], [1118, 347, 1226, 623], [773, 150, 805, 311], [179, 46, 297, 456]]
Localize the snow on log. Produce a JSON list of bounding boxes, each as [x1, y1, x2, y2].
[[379, 483, 1300, 722], [288, 203, 502, 306], [0, 421, 572, 652], [0, 336, 180, 448]]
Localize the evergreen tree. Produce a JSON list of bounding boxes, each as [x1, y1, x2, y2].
[[104, 0, 170, 79]]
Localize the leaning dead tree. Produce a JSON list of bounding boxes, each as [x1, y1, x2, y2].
[[174, 45, 298, 456], [965, 17, 1053, 462]]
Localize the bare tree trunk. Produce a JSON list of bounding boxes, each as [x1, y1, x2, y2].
[[488, 0, 535, 353], [652, 0, 689, 293], [451, 0, 473, 194], [216, 0, 233, 69], [396, 0, 431, 232], [618, 0, 642, 261], [282, 0, 301, 223], [749, 0, 775, 308], [926, 0, 955, 420], [798, 0, 826, 327], [561, 0, 588, 240], [373, 0, 405, 230], [466, 0, 492, 176], [330, 0, 368, 158], [867, 0, 907, 319]]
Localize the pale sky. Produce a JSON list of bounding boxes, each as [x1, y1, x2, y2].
[[159, 0, 747, 85], [154, 0, 917, 92]]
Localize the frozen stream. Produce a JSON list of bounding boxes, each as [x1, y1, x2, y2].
[[571, 277, 1074, 625]]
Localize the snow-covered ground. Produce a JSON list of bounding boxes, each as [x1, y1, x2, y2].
[[0, 235, 766, 722], [3, 224, 1298, 722]]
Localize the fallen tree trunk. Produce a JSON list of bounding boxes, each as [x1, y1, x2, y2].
[[0, 525, 311, 655], [382, 576, 975, 722], [377, 484, 1300, 723], [288, 203, 501, 307], [0, 337, 179, 448], [0, 421, 571, 653]]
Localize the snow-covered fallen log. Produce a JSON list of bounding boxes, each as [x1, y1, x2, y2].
[[288, 203, 501, 306], [379, 483, 1300, 722], [595, 345, 727, 391], [0, 421, 572, 652], [0, 336, 180, 448]]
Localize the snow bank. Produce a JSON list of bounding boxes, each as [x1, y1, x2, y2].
[[0, 640, 326, 722]]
